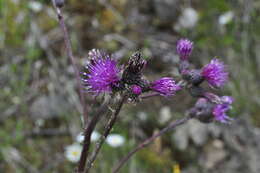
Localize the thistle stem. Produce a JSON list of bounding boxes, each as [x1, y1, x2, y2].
[[76, 103, 109, 173], [85, 95, 127, 172], [51, 0, 89, 125], [140, 92, 160, 99], [112, 114, 193, 173]]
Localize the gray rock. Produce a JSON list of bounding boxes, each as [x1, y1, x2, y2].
[[172, 124, 189, 150], [153, 0, 180, 23], [188, 119, 209, 146], [30, 95, 71, 119], [207, 123, 222, 138], [199, 140, 227, 170]]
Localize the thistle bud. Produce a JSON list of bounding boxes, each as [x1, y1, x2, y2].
[[131, 85, 142, 95], [176, 39, 193, 61], [150, 77, 181, 97]]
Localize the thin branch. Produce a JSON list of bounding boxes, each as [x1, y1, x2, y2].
[[85, 95, 127, 172], [25, 128, 69, 138], [140, 92, 160, 99], [51, 0, 89, 125], [112, 114, 194, 173]]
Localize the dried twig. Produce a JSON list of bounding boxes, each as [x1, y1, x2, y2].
[[112, 113, 194, 173], [25, 128, 70, 138], [51, 0, 89, 125], [85, 95, 127, 172], [140, 92, 160, 99], [76, 102, 109, 173]]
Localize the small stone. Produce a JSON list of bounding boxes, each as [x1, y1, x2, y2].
[[172, 125, 189, 150], [30, 95, 71, 119], [159, 106, 171, 124], [153, 0, 180, 23], [188, 119, 209, 146]]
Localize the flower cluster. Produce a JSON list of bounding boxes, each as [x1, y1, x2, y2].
[[83, 38, 234, 123], [83, 49, 181, 97], [176, 38, 233, 123]]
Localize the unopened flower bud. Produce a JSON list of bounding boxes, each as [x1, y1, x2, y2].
[[176, 39, 193, 60], [151, 77, 181, 97], [131, 85, 142, 95]]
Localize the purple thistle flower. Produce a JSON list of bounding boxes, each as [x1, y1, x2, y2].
[[221, 96, 234, 104], [131, 85, 142, 95], [176, 38, 193, 60], [212, 96, 234, 123], [151, 77, 181, 97], [83, 49, 120, 93], [201, 59, 228, 87]]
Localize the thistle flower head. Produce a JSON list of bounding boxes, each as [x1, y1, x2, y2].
[[83, 49, 120, 93], [176, 38, 193, 60], [212, 96, 234, 123], [131, 85, 142, 95], [201, 59, 228, 87], [151, 77, 181, 97]]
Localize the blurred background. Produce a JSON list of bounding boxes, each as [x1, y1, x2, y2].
[[1, 0, 260, 172]]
